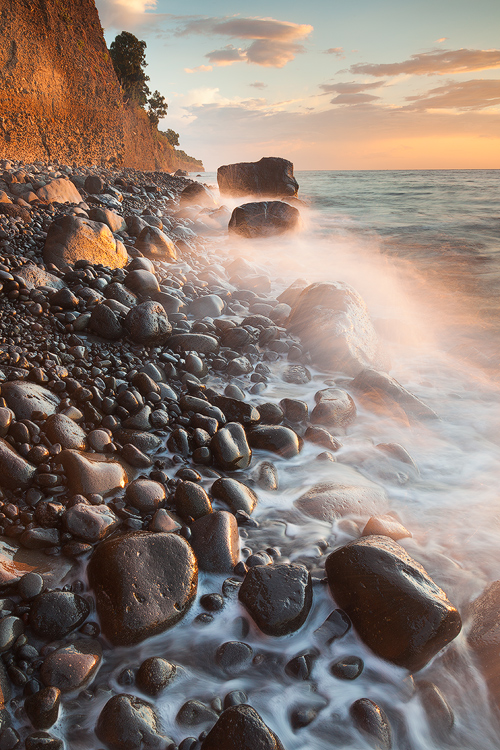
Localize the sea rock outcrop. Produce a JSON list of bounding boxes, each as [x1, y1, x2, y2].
[[218, 157, 298, 198], [229, 201, 300, 238]]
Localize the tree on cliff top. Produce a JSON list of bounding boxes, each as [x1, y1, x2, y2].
[[110, 31, 150, 105], [147, 91, 168, 127]]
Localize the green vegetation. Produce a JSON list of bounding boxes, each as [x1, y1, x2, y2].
[[174, 149, 204, 171], [147, 90, 168, 127], [110, 31, 150, 106], [161, 128, 180, 147]]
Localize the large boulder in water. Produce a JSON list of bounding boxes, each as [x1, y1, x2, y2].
[[286, 281, 386, 375], [88, 531, 198, 646], [325, 535, 462, 672], [43, 215, 127, 270], [351, 368, 438, 421], [218, 156, 298, 198], [229, 201, 300, 238], [202, 705, 285, 750]]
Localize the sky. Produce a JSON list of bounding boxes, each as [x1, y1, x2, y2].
[[95, 0, 500, 171]]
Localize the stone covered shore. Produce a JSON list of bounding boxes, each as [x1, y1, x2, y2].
[[0, 160, 497, 750]]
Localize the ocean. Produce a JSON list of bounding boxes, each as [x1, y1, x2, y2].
[[67, 169, 500, 749]]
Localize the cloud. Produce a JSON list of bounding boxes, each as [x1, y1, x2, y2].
[[250, 81, 268, 89], [176, 15, 313, 68], [435, 37, 448, 43], [320, 81, 385, 94], [350, 48, 500, 77], [325, 47, 345, 58], [184, 65, 213, 73], [330, 93, 380, 105], [95, 0, 157, 27], [404, 79, 500, 110]]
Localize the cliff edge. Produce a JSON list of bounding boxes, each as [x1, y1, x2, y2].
[[0, 0, 201, 171]]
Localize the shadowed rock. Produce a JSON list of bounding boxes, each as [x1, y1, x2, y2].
[[218, 156, 298, 198], [40, 640, 102, 692], [326, 535, 462, 672], [190, 511, 239, 573], [202, 704, 286, 750], [229, 201, 300, 238], [0, 438, 36, 490], [96, 694, 170, 750]]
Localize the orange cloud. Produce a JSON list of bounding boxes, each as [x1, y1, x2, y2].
[[184, 65, 213, 73], [405, 79, 500, 110], [350, 48, 500, 76], [325, 47, 345, 58]]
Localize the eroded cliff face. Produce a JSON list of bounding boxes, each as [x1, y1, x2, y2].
[[0, 0, 195, 170]]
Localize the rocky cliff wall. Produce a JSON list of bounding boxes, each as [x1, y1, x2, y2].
[[0, 0, 199, 171]]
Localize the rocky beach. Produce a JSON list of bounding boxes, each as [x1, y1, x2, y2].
[[0, 156, 497, 750]]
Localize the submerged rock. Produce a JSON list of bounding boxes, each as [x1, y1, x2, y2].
[[229, 201, 300, 238], [202, 704, 285, 750], [326, 535, 462, 671], [311, 388, 357, 428], [88, 531, 198, 646], [287, 281, 387, 375], [350, 698, 392, 750], [218, 156, 298, 198], [239, 563, 312, 636], [351, 368, 438, 421]]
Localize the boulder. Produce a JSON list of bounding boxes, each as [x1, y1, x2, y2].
[[43, 215, 128, 270], [286, 282, 386, 375], [218, 156, 298, 198], [180, 182, 217, 208], [295, 464, 388, 522], [311, 388, 357, 428], [40, 640, 102, 692], [202, 705, 285, 750], [59, 450, 129, 496], [247, 425, 302, 459], [190, 511, 240, 573], [1, 381, 59, 420], [467, 581, 500, 706], [63, 504, 120, 543], [84, 175, 104, 194], [96, 694, 170, 750], [89, 303, 124, 340], [43, 413, 87, 451], [36, 178, 82, 204], [211, 423, 251, 471], [14, 263, 65, 290], [0, 438, 36, 491], [88, 207, 127, 234], [325, 535, 462, 672], [239, 563, 312, 636], [88, 531, 198, 646], [135, 225, 177, 261], [229, 201, 300, 238], [124, 301, 172, 346], [351, 368, 438, 421], [29, 591, 90, 640], [211, 477, 257, 515]]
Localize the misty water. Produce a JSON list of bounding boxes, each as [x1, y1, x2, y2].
[[62, 170, 500, 749]]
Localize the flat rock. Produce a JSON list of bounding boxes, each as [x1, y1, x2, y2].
[[295, 464, 388, 521], [287, 281, 387, 375], [135, 225, 177, 261], [63, 503, 120, 543], [14, 264, 65, 290], [325, 535, 462, 672], [43, 413, 87, 451], [43, 215, 127, 270], [0, 537, 72, 592], [40, 639, 102, 692], [59, 450, 129, 496], [36, 178, 82, 204], [351, 368, 438, 421], [202, 704, 286, 750], [96, 693, 169, 750], [229, 201, 300, 238], [0, 438, 36, 490], [239, 563, 312, 637], [190, 511, 240, 573], [88, 531, 198, 646], [218, 156, 298, 198], [1, 381, 59, 420]]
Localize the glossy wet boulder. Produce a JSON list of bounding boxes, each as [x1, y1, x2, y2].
[[43, 215, 127, 270], [247, 425, 302, 459], [325, 535, 462, 672], [43, 413, 87, 451], [211, 423, 251, 471], [201, 704, 286, 750], [40, 640, 102, 692], [310, 388, 357, 428], [229, 201, 300, 238], [96, 694, 170, 750], [190, 511, 240, 573], [88, 531, 198, 646], [125, 301, 172, 346], [211, 477, 257, 515], [286, 281, 387, 375], [239, 563, 312, 636], [1, 381, 59, 420], [29, 591, 90, 639], [218, 156, 299, 198], [59, 450, 129, 496], [0, 438, 36, 490]]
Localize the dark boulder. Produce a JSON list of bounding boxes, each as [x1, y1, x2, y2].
[[89, 303, 123, 340], [136, 657, 177, 696], [211, 423, 251, 471], [211, 477, 257, 515], [201, 704, 285, 750], [239, 563, 312, 636], [1, 381, 59, 421], [0, 438, 36, 491], [96, 694, 170, 750], [350, 698, 392, 750], [40, 639, 102, 692], [174, 481, 213, 521], [286, 282, 387, 375], [125, 301, 172, 346], [180, 182, 217, 208], [229, 201, 300, 239], [25, 686, 61, 730], [135, 225, 177, 261], [247, 425, 302, 459], [190, 511, 240, 573], [88, 531, 198, 646], [326, 536, 462, 671], [218, 156, 298, 198], [29, 591, 90, 640]]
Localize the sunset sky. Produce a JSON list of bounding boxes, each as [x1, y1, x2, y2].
[[96, 0, 500, 170]]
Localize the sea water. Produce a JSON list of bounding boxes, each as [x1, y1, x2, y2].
[[64, 170, 500, 749]]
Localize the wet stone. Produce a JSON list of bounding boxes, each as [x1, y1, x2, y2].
[[282, 364, 311, 385], [362, 514, 412, 541], [177, 700, 218, 727], [279, 398, 308, 423], [215, 640, 253, 675], [96, 693, 171, 750], [210, 477, 257, 515], [314, 609, 351, 644], [63, 503, 120, 543], [148, 509, 182, 533], [29, 591, 90, 640], [326, 536, 462, 672], [168, 333, 219, 355], [329, 655, 364, 680], [40, 639, 102, 692], [88, 531, 198, 646], [201, 704, 285, 750], [190, 511, 240, 574], [125, 301, 172, 346], [125, 479, 166, 514], [285, 653, 316, 680], [43, 413, 87, 451], [124, 269, 159, 297], [18, 572, 44, 600], [210, 423, 251, 471], [59, 450, 129, 496], [24, 686, 61, 730], [350, 698, 392, 750], [239, 563, 312, 637], [0, 438, 36, 490], [311, 388, 357, 428], [136, 657, 177, 696], [25, 733, 63, 750], [304, 426, 342, 452], [416, 680, 454, 738], [0, 616, 23, 652], [175, 481, 212, 521], [247, 425, 302, 459], [0, 381, 59, 421]]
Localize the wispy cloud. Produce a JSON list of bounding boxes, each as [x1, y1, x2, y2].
[[250, 81, 268, 89], [95, 0, 157, 27], [350, 48, 500, 77], [176, 16, 313, 68], [184, 64, 213, 73], [404, 78, 500, 110], [325, 47, 345, 58], [435, 37, 448, 43], [320, 81, 385, 94]]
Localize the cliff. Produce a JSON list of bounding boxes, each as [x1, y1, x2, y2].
[[0, 0, 202, 171]]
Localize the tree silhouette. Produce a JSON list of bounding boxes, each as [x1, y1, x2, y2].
[[110, 31, 150, 105]]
